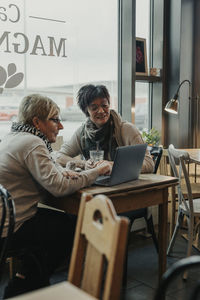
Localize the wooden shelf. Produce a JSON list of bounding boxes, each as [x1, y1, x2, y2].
[[135, 75, 162, 82]]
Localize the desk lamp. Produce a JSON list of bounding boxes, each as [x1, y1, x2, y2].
[[164, 79, 191, 114]]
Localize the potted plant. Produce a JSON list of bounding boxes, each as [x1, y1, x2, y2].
[[142, 127, 161, 148]]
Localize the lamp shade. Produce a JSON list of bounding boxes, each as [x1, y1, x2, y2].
[[164, 79, 191, 115], [164, 97, 178, 114]]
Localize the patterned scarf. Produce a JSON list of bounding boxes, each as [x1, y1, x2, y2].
[[80, 114, 118, 160], [11, 122, 53, 153]]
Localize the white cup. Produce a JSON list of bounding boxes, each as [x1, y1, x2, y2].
[[89, 150, 104, 162]]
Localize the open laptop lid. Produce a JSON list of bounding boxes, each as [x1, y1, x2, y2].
[[109, 144, 147, 185], [95, 144, 147, 186]]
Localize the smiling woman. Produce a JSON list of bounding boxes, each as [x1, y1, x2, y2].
[[56, 84, 154, 174]]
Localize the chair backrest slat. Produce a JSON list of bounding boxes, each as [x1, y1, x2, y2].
[[81, 243, 104, 297], [150, 146, 163, 174]]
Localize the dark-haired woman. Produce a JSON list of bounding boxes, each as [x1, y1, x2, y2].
[[56, 84, 154, 173]]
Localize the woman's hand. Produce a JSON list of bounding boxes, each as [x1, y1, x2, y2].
[[62, 170, 80, 179], [66, 160, 85, 171], [95, 161, 113, 176], [85, 159, 96, 170], [85, 159, 114, 171], [95, 160, 114, 169]]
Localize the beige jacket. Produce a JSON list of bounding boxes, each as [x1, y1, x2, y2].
[[0, 132, 99, 235], [57, 110, 154, 173]]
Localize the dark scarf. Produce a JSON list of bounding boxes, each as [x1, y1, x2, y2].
[[11, 122, 53, 153], [80, 115, 118, 160]]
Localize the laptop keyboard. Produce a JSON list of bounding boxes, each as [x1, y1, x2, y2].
[[97, 177, 110, 184], [95, 175, 110, 184]]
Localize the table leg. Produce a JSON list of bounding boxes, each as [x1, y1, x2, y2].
[[158, 188, 168, 281]]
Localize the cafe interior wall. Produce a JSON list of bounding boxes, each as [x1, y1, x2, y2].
[[164, 0, 196, 149]]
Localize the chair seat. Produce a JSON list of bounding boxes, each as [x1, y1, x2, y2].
[[180, 198, 200, 214], [7, 281, 97, 300], [181, 183, 200, 198], [172, 183, 200, 215]]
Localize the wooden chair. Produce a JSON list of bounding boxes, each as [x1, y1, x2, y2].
[[164, 147, 200, 238], [68, 193, 129, 300], [167, 145, 200, 263], [154, 256, 200, 300]]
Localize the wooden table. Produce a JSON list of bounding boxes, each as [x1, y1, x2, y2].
[[9, 282, 97, 300], [46, 173, 178, 281], [181, 148, 200, 164]]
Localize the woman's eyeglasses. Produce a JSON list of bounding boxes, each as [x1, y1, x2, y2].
[[88, 104, 110, 112], [49, 117, 62, 124]]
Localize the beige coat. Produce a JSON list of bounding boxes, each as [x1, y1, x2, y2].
[[0, 132, 99, 235]]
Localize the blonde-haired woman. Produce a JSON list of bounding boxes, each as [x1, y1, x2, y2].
[[0, 94, 111, 298]]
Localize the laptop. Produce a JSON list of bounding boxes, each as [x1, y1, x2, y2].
[[94, 144, 147, 186]]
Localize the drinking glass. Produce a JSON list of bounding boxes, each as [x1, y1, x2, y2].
[[89, 150, 104, 162]]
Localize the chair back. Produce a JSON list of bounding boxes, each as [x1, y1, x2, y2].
[[68, 193, 129, 300], [150, 146, 163, 174], [154, 256, 200, 300], [0, 185, 15, 275], [168, 144, 193, 216]]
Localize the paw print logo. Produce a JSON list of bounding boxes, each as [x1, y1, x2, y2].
[[0, 63, 24, 94]]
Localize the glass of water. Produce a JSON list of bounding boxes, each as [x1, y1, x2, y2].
[[89, 150, 104, 162]]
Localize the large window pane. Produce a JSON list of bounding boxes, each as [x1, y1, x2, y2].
[[135, 0, 150, 132], [0, 0, 118, 141], [135, 83, 149, 131]]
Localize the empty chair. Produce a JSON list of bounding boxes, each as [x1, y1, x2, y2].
[[167, 144, 200, 260], [68, 193, 129, 300], [167, 148, 200, 239], [154, 256, 200, 300]]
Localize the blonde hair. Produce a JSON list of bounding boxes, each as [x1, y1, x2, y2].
[[18, 94, 60, 125]]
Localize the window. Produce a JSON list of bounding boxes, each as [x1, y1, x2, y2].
[[0, 0, 118, 141], [135, 0, 150, 132]]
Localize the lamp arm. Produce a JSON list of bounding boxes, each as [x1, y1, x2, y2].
[[175, 79, 191, 100]]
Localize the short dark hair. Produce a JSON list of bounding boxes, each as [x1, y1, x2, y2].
[[77, 84, 110, 116]]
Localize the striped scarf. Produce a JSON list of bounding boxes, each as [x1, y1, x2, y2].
[[80, 113, 117, 160], [11, 122, 53, 152]]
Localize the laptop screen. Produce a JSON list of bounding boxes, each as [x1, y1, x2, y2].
[[95, 144, 147, 186]]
